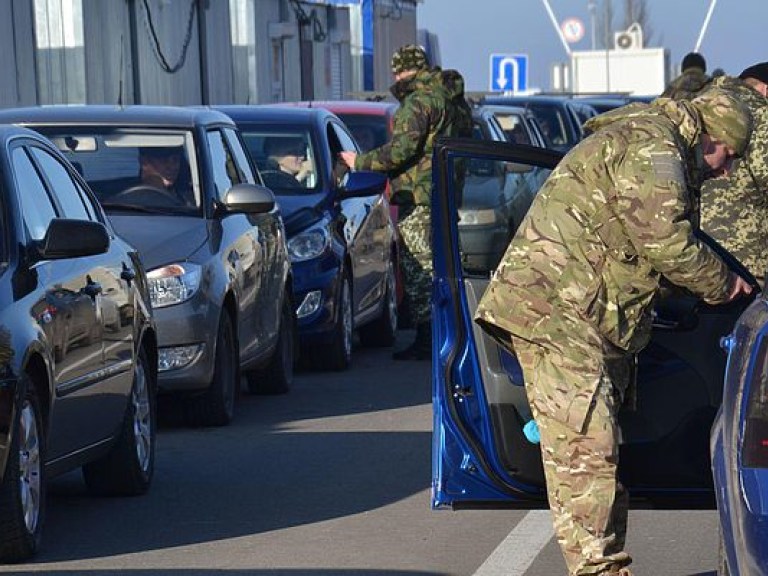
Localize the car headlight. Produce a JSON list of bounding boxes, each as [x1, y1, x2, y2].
[[287, 226, 330, 262], [147, 263, 202, 308], [458, 208, 500, 226]]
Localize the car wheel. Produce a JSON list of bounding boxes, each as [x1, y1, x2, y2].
[[83, 347, 156, 496], [358, 259, 397, 347], [319, 270, 353, 371], [0, 378, 46, 563], [246, 290, 296, 395], [185, 312, 238, 427]]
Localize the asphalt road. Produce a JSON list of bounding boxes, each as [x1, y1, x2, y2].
[[0, 330, 723, 576]]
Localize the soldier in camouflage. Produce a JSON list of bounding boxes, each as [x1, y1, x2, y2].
[[700, 62, 768, 283], [662, 52, 711, 100], [340, 44, 472, 361], [474, 89, 754, 576]]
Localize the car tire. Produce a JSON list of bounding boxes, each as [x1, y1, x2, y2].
[[185, 312, 238, 427], [313, 270, 353, 371], [83, 347, 155, 496], [0, 378, 46, 563], [358, 259, 397, 347], [246, 290, 296, 395]]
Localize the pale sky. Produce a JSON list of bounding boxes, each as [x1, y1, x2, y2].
[[417, 0, 766, 93]]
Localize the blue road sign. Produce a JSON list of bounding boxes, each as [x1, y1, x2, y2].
[[489, 54, 528, 93]]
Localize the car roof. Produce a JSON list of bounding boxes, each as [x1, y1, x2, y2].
[[0, 105, 235, 129], [276, 100, 398, 116], [213, 105, 337, 126]]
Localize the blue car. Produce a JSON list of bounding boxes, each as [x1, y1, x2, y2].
[[215, 106, 398, 371], [430, 138, 758, 515], [713, 290, 768, 575]]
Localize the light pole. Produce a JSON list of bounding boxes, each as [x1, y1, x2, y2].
[[587, 0, 597, 50]]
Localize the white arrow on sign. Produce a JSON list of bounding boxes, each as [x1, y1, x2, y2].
[[495, 57, 520, 91]]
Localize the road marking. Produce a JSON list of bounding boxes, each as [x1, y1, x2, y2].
[[473, 510, 554, 576]]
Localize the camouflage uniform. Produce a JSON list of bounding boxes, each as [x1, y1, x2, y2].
[[661, 67, 711, 100], [474, 90, 751, 576], [355, 47, 472, 326], [700, 75, 768, 282]]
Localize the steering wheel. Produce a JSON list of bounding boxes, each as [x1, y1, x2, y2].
[[112, 184, 186, 206], [260, 170, 302, 189]]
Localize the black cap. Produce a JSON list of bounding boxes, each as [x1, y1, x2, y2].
[[682, 52, 706, 72], [739, 62, 768, 84]]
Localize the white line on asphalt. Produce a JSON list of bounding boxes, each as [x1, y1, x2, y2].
[[472, 510, 554, 576]]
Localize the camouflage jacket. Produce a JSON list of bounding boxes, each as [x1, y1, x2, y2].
[[475, 98, 732, 360], [661, 68, 711, 100], [354, 67, 472, 206], [700, 75, 768, 281]]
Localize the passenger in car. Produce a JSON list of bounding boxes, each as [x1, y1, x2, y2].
[[137, 146, 194, 206], [474, 89, 754, 576], [263, 136, 314, 188]]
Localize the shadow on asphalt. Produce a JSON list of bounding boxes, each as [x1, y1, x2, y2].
[[26, 331, 436, 564], [13, 560, 716, 575]]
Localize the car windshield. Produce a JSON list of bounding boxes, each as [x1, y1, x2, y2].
[[333, 113, 390, 152], [39, 128, 201, 214], [240, 129, 320, 194]]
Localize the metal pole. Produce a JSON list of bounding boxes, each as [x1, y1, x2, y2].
[[540, 0, 571, 56], [694, 0, 718, 53], [588, 0, 597, 50], [604, 0, 610, 92]]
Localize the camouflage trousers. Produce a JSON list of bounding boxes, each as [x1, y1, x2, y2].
[[397, 204, 432, 325], [513, 337, 632, 576]]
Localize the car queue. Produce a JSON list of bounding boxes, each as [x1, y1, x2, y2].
[[0, 89, 766, 575]]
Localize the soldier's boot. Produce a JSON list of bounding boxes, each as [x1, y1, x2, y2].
[[392, 322, 431, 361]]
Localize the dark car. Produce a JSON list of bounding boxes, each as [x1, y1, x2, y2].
[[482, 95, 598, 151], [0, 125, 157, 562], [0, 105, 295, 427], [214, 105, 397, 371], [457, 107, 551, 274], [481, 104, 548, 148], [712, 286, 768, 575], [429, 137, 757, 511], [572, 94, 657, 113]]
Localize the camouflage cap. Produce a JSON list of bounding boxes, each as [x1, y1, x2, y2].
[[691, 88, 753, 155], [391, 44, 428, 75]]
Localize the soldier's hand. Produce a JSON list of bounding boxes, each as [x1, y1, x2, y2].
[[725, 272, 753, 302], [339, 151, 357, 169]]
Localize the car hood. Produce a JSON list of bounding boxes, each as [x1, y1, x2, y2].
[[107, 214, 209, 270], [275, 192, 330, 236]]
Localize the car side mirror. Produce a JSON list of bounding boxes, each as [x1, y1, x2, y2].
[[222, 183, 276, 214], [338, 171, 387, 199], [34, 219, 110, 260]]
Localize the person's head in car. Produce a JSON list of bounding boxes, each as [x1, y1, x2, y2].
[[140, 146, 184, 189], [264, 136, 313, 185]]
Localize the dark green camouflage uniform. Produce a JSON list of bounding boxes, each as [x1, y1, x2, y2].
[[661, 67, 711, 100], [355, 65, 472, 325], [700, 75, 768, 282], [475, 91, 751, 576]]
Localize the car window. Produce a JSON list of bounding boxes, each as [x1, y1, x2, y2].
[[222, 128, 257, 185], [527, 104, 570, 148], [335, 113, 389, 152], [494, 112, 533, 145], [239, 128, 319, 194], [28, 146, 96, 221], [12, 146, 58, 241], [40, 129, 200, 212], [206, 129, 244, 201]]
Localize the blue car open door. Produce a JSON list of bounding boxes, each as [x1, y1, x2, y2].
[[430, 137, 757, 509]]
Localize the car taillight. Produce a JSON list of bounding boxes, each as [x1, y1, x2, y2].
[[743, 337, 768, 468]]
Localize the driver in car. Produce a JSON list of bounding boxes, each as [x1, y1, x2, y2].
[[263, 136, 314, 187], [138, 146, 194, 206]]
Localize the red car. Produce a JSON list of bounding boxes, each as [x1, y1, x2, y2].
[[278, 101, 407, 316]]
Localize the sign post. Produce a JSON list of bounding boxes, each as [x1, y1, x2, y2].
[[489, 54, 528, 93]]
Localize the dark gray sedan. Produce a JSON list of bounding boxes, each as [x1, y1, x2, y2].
[[0, 106, 295, 426]]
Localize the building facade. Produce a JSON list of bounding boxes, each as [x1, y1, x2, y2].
[[0, 0, 419, 108]]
